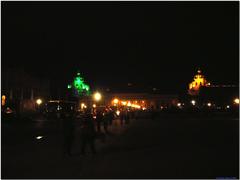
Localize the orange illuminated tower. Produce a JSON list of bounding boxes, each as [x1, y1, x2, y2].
[[188, 68, 210, 96]]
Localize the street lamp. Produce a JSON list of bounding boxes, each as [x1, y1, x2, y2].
[[113, 98, 119, 104], [191, 100, 196, 106], [93, 92, 102, 102], [81, 103, 85, 109], [207, 102, 212, 107], [234, 98, 239, 104], [36, 99, 42, 105]]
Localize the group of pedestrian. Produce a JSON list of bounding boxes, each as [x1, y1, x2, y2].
[[95, 108, 115, 133], [61, 107, 116, 157], [61, 108, 96, 157], [61, 107, 140, 157], [119, 109, 131, 125]]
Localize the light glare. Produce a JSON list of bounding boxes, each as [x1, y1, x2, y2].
[[93, 92, 102, 101], [234, 98, 239, 104], [36, 99, 42, 105]]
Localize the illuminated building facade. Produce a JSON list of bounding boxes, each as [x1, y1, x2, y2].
[[67, 72, 90, 97], [104, 93, 179, 110], [188, 69, 210, 96]]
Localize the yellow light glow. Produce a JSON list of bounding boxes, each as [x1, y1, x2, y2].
[[113, 98, 119, 104], [81, 103, 85, 109], [234, 98, 239, 104], [93, 104, 96, 108], [177, 103, 181, 107], [93, 92, 102, 101], [116, 110, 120, 116], [131, 104, 140, 109], [189, 69, 209, 94], [207, 103, 211, 107], [142, 101, 145, 103], [36, 99, 42, 105], [2, 95, 6, 106], [127, 102, 132, 106], [122, 101, 127, 105]]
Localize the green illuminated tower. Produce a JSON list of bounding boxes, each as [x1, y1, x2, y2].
[[68, 72, 90, 97]]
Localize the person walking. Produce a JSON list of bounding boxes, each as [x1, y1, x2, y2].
[[80, 109, 97, 155], [108, 109, 114, 126], [120, 109, 124, 126], [103, 109, 109, 133], [96, 110, 103, 133], [125, 110, 130, 124], [62, 111, 75, 157]]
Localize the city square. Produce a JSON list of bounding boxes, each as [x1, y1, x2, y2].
[[1, 1, 239, 179]]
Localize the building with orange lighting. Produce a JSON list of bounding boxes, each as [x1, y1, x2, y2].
[[188, 69, 210, 96], [103, 93, 179, 110]]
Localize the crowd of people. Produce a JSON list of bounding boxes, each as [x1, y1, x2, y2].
[[61, 107, 140, 157]]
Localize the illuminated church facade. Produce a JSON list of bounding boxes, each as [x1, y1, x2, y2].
[[188, 69, 210, 96]]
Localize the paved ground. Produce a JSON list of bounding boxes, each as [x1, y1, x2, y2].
[[1, 113, 239, 179]]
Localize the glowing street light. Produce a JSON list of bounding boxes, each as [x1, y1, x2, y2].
[[93, 92, 102, 102], [2, 95, 6, 106], [93, 104, 96, 108], [207, 103, 212, 107], [127, 102, 132, 106], [36, 99, 42, 105], [81, 103, 85, 109], [121, 101, 127, 106], [177, 103, 181, 107], [116, 110, 120, 116], [113, 98, 119, 104], [36, 136, 43, 140], [234, 98, 239, 104], [191, 100, 196, 106]]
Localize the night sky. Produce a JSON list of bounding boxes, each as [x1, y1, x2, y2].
[[2, 2, 239, 93]]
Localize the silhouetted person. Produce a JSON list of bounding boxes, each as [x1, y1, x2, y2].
[[120, 110, 124, 126], [108, 110, 115, 126], [96, 110, 103, 133], [103, 109, 110, 133], [80, 109, 96, 155], [125, 110, 130, 124], [62, 112, 75, 156]]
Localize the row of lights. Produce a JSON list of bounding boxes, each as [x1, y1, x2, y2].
[[35, 96, 239, 110], [177, 98, 239, 108], [79, 92, 102, 110], [112, 98, 144, 109]]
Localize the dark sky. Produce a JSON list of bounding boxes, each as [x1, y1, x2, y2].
[[2, 2, 239, 93]]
